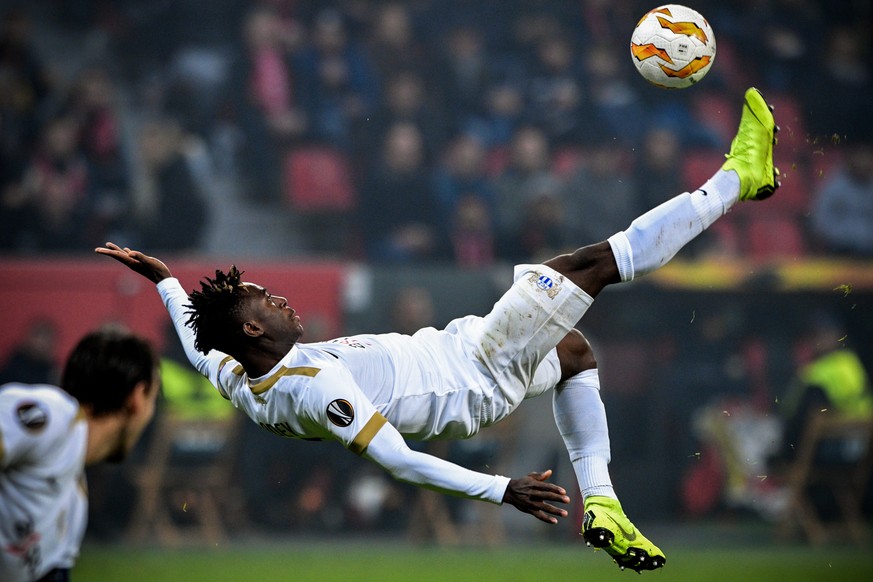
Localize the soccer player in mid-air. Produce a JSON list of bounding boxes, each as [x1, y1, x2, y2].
[[0, 328, 160, 582], [98, 88, 778, 573]]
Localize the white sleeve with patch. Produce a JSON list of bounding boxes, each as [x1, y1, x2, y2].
[[301, 367, 510, 505], [157, 277, 234, 399]]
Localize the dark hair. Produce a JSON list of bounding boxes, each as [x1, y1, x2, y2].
[[185, 266, 248, 355], [61, 328, 158, 416]]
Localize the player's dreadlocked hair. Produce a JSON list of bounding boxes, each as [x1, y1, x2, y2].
[[186, 266, 249, 354]]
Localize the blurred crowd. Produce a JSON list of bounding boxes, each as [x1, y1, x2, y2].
[[1, 0, 872, 262]]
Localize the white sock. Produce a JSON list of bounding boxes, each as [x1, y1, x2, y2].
[[552, 368, 616, 500], [608, 169, 741, 281]]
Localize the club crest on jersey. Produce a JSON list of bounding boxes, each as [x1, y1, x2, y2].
[[528, 272, 561, 299], [327, 399, 354, 427], [16, 401, 48, 432]]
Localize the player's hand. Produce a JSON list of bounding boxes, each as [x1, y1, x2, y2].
[[502, 469, 570, 524], [95, 242, 172, 284]]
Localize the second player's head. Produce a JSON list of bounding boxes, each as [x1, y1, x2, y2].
[[61, 328, 160, 463]]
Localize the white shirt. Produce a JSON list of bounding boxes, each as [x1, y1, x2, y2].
[[0, 384, 88, 582], [158, 279, 511, 504]]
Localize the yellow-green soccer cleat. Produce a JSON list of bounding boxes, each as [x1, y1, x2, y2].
[[582, 496, 666, 573], [722, 87, 781, 201]]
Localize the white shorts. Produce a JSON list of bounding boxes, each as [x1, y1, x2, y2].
[[458, 264, 594, 427]]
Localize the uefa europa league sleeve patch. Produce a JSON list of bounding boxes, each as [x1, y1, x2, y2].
[[16, 401, 49, 432], [326, 399, 354, 427]]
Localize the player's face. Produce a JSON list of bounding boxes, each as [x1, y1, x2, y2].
[[107, 374, 160, 463], [241, 283, 305, 341]]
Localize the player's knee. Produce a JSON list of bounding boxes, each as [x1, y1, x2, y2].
[[557, 328, 597, 380]]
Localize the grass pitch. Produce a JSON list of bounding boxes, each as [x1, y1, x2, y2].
[[73, 539, 873, 581]]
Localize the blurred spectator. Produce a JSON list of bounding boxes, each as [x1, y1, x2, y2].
[[565, 142, 638, 246], [0, 319, 58, 386], [514, 186, 573, 263], [65, 66, 131, 237], [0, 8, 51, 249], [294, 8, 379, 150], [66, 66, 129, 193], [777, 311, 873, 462], [634, 126, 684, 212], [653, 305, 755, 507], [449, 194, 495, 268], [227, 5, 307, 204], [462, 82, 526, 150], [525, 34, 585, 146], [431, 134, 496, 267], [581, 42, 646, 145], [134, 118, 208, 252], [366, 3, 428, 82], [0, 7, 52, 157], [16, 113, 92, 251], [804, 24, 872, 142], [579, 0, 637, 42], [435, 25, 494, 129], [810, 138, 873, 257], [492, 125, 566, 258], [366, 71, 447, 166], [742, 0, 823, 94], [431, 133, 494, 230], [389, 285, 437, 335], [359, 122, 440, 262]]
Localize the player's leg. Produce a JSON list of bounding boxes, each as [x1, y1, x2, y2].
[[553, 330, 665, 572], [546, 87, 779, 297], [471, 262, 595, 420]]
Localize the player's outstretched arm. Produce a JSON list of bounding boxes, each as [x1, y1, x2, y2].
[[362, 421, 569, 524], [502, 469, 570, 524], [95, 242, 172, 283], [95, 241, 220, 382]]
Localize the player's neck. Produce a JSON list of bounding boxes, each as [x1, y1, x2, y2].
[[84, 413, 126, 465], [236, 342, 294, 378]]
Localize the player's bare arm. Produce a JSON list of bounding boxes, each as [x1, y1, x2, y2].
[[95, 242, 172, 283], [503, 469, 570, 524]]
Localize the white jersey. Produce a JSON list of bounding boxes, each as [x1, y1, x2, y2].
[[0, 384, 88, 582], [157, 263, 592, 504]]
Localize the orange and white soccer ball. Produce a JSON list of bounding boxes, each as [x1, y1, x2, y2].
[[630, 4, 716, 89]]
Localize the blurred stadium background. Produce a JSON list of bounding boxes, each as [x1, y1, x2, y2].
[[1, 0, 872, 579]]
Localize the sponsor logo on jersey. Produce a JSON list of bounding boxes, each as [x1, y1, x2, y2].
[[528, 272, 561, 299], [326, 399, 354, 427], [15, 402, 48, 432], [330, 337, 369, 349]]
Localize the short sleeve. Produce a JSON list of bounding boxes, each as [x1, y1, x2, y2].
[[297, 366, 387, 453]]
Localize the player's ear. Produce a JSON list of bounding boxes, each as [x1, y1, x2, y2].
[[243, 320, 264, 338], [124, 380, 152, 416]]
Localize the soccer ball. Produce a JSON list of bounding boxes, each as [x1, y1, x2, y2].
[[630, 4, 716, 89]]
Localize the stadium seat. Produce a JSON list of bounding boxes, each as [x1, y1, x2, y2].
[[283, 146, 361, 254], [768, 93, 809, 158], [692, 92, 737, 144], [283, 146, 356, 212], [766, 166, 811, 212], [484, 146, 510, 177], [552, 146, 585, 178], [743, 213, 807, 260], [681, 151, 726, 193], [776, 413, 873, 546]]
